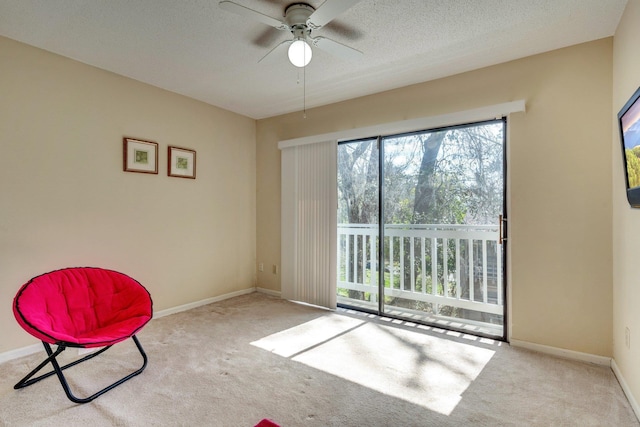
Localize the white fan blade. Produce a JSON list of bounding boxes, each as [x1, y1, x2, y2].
[[311, 36, 363, 60], [258, 40, 292, 64], [219, 1, 289, 31], [307, 0, 363, 29]]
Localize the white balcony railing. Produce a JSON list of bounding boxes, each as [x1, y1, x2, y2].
[[338, 223, 503, 317]]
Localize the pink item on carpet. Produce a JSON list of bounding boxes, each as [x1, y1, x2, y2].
[[254, 419, 280, 427]]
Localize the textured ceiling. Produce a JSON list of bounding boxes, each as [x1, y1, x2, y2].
[[0, 0, 628, 119]]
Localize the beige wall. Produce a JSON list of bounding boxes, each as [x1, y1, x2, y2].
[[0, 36, 256, 353], [613, 0, 640, 407], [257, 38, 613, 356]]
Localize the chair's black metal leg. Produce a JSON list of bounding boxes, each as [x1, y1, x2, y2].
[[14, 342, 113, 389], [14, 343, 66, 389], [14, 335, 148, 404]]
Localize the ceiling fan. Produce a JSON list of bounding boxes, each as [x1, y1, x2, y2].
[[219, 0, 364, 67]]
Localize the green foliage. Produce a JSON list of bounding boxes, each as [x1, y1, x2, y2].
[[381, 122, 504, 226], [627, 148, 640, 188], [337, 123, 505, 226]]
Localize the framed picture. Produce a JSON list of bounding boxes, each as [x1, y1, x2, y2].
[[123, 137, 158, 174], [168, 146, 196, 179]]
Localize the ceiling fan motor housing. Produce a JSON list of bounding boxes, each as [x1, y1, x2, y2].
[[285, 3, 315, 31]]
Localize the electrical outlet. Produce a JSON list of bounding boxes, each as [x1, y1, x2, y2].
[[625, 327, 631, 349], [258, 263, 264, 272]]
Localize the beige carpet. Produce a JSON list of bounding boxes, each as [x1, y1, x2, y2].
[[0, 292, 637, 426]]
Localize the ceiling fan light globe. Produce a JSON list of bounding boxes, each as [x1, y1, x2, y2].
[[288, 40, 312, 67]]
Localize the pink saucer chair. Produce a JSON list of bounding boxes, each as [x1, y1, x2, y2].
[[13, 267, 153, 403]]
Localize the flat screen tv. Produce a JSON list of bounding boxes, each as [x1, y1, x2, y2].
[[618, 87, 640, 207]]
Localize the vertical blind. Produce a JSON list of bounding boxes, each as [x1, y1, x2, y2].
[[281, 140, 337, 309]]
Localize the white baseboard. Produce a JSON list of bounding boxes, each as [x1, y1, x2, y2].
[[612, 359, 640, 422], [0, 343, 42, 365], [0, 287, 258, 365], [509, 339, 612, 366], [256, 287, 281, 298], [154, 287, 257, 319]]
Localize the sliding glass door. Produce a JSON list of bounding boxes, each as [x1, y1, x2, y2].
[[337, 120, 506, 339]]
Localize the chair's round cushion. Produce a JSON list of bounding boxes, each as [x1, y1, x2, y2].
[[13, 267, 153, 348]]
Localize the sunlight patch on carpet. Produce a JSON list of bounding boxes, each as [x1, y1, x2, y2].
[[252, 314, 495, 416]]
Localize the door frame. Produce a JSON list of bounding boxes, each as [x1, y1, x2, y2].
[[338, 118, 509, 341]]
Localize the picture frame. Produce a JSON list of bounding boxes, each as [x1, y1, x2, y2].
[[168, 146, 196, 179], [123, 137, 158, 174]]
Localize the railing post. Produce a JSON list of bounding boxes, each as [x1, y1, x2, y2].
[[399, 236, 405, 291], [345, 232, 350, 284], [431, 237, 437, 297], [468, 238, 474, 302], [443, 237, 449, 297], [421, 237, 426, 294], [389, 235, 395, 290], [482, 239, 488, 303], [497, 239, 503, 306], [410, 235, 415, 293], [455, 238, 461, 299]]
